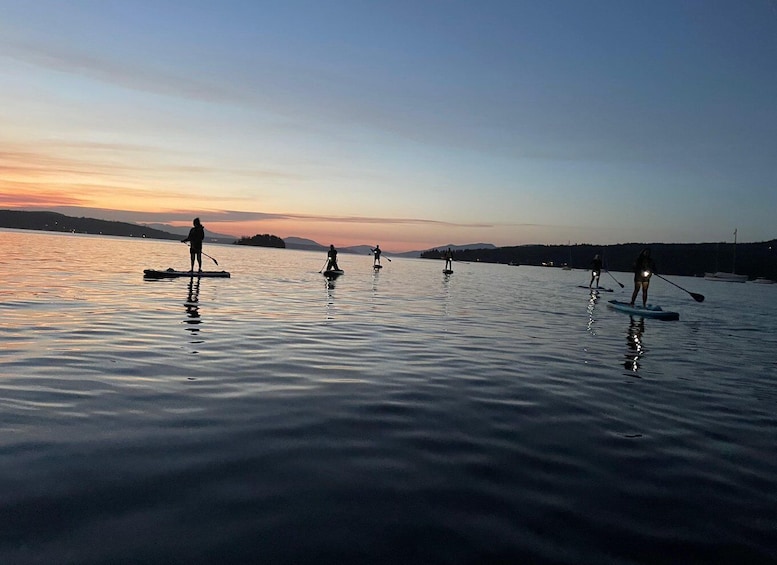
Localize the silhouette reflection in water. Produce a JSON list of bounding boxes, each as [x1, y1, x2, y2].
[[325, 277, 336, 320], [372, 267, 380, 294], [586, 289, 599, 335], [441, 271, 452, 319], [184, 277, 203, 343], [624, 316, 646, 374]]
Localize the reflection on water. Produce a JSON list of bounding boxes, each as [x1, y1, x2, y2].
[[184, 277, 203, 350], [586, 290, 599, 335], [372, 268, 380, 294], [3, 231, 777, 564], [624, 316, 646, 375], [325, 276, 336, 320], [441, 271, 451, 319]]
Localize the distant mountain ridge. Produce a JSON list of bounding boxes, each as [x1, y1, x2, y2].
[[283, 237, 496, 257], [284, 237, 377, 256], [284, 237, 327, 251], [2, 210, 497, 256], [1, 210, 183, 241], [142, 223, 237, 243]]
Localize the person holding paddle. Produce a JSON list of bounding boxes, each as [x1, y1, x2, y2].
[[444, 248, 453, 271], [371, 245, 382, 267], [589, 254, 603, 288], [182, 217, 205, 272], [630, 247, 656, 307], [326, 244, 340, 271]]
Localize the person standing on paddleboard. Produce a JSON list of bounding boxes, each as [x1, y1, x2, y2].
[[630, 248, 656, 307], [589, 254, 603, 288], [371, 245, 382, 266], [444, 248, 453, 271], [326, 244, 340, 271], [182, 217, 205, 272]]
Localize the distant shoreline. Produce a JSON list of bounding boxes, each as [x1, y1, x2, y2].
[[2, 210, 776, 279]]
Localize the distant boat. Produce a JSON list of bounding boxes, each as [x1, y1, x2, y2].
[[704, 271, 747, 283], [704, 228, 747, 282], [752, 277, 775, 284]]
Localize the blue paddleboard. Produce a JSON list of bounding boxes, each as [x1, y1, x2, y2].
[[607, 300, 679, 320]]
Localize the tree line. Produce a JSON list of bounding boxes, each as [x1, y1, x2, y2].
[[422, 241, 777, 280], [234, 234, 286, 248]]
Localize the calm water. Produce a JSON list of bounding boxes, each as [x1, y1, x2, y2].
[[1, 229, 776, 564]]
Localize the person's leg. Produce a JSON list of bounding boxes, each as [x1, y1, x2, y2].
[[630, 281, 639, 306], [190, 251, 195, 271], [197, 252, 202, 271], [641, 282, 649, 307]]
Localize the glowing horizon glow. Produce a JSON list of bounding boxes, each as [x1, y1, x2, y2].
[[1, 2, 776, 252]]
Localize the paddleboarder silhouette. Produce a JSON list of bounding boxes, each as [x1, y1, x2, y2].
[[182, 217, 205, 272], [630, 248, 656, 307], [326, 244, 339, 271], [371, 245, 382, 266], [589, 254, 602, 288]]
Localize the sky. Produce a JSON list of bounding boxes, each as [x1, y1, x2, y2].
[[1, 1, 776, 252]]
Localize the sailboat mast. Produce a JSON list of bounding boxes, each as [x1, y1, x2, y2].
[[733, 228, 737, 274]]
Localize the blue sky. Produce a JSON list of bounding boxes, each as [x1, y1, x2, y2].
[[1, 0, 775, 250]]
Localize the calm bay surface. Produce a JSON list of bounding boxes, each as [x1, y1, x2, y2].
[[1, 229, 776, 564]]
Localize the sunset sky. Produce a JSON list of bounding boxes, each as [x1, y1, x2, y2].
[[1, 1, 776, 251]]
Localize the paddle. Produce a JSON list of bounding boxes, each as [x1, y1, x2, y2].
[[655, 273, 705, 302], [184, 243, 218, 265], [318, 260, 329, 273], [605, 269, 625, 288]]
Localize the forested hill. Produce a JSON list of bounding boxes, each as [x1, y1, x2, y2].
[[2, 210, 241, 243], [234, 234, 285, 248], [424, 241, 777, 280], [0, 210, 184, 240]]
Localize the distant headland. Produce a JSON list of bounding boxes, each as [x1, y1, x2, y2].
[[2, 209, 775, 279]]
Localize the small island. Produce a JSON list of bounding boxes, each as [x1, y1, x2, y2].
[[234, 234, 286, 248]]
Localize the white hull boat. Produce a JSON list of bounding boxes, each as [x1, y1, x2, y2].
[[704, 271, 747, 283]]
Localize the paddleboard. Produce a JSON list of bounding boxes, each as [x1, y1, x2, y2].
[[443, 269, 453, 274], [578, 285, 613, 292], [607, 300, 679, 321], [144, 268, 230, 279], [323, 269, 344, 279]]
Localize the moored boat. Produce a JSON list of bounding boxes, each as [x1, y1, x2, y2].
[[705, 229, 747, 282], [704, 271, 747, 283]]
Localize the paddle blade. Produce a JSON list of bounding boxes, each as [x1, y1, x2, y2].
[[691, 292, 705, 302]]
